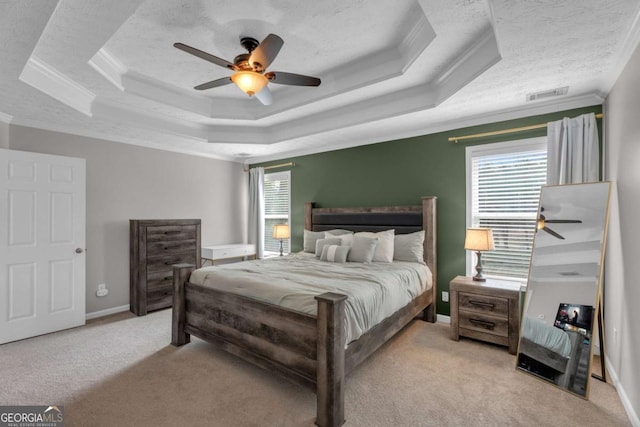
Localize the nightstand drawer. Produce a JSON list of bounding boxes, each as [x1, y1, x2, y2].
[[459, 292, 508, 317], [459, 311, 509, 337]]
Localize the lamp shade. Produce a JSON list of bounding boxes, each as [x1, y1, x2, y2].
[[272, 224, 290, 239], [464, 228, 495, 251], [231, 71, 268, 96]]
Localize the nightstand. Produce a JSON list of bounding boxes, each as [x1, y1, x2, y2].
[[449, 275, 523, 354]]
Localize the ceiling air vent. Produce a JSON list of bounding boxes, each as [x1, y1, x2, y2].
[[526, 86, 569, 102]]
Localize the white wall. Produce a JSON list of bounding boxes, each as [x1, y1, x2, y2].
[[604, 42, 640, 425], [8, 125, 248, 314]]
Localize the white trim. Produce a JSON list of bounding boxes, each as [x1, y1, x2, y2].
[[18, 56, 95, 116], [88, 48, 127, 91], [244, 94, 602, 164], [85, 304, 130, 320], [605, 355, 640, 427], [0, 112, 13, 124], [465, 137, 547, 279], [9, 117, 239, 163], [436, 314, 451, 324]]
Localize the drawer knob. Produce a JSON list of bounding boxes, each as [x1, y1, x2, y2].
[[469, 300, 495, 309], [469, 318, 496, 330]]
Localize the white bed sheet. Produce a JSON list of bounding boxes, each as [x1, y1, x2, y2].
[[189, 252, 432, 345], [522, 316, 572, 357]]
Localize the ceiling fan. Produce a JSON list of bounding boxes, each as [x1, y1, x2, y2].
[[537, 207, 582, 240], [173, 34, 321, 106]]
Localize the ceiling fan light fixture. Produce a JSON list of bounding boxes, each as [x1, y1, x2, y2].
[[231, 71, 268, 96]]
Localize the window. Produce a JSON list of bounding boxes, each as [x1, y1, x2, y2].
[[264, 171, 290, 255], [466, 137, 547, 280]]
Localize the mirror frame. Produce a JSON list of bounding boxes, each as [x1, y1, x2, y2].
[[515, 181, 612, 399]]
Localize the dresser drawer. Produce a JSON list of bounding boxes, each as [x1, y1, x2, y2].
[[459, 292, 508, 317], [146, 283, 173, 312], [146, 225, 197, 242], [146, 270, 174, 289], [146, 253, 196, 274], [147, 239, 197, 256], [459, 311, 509, 337]]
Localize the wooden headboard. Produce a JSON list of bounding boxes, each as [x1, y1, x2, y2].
[[304, 197, 438, 301]]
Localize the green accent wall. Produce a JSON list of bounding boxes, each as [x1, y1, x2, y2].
[[254, 105, 602, 316]]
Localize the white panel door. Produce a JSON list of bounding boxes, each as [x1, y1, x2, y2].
[[0, 149, 86, 344]]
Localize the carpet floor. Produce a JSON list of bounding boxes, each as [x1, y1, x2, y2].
[[0, 309, 630, 426]]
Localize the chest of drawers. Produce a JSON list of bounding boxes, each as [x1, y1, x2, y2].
[[449, 275, 522, 354], [130, 219, 201, 315]]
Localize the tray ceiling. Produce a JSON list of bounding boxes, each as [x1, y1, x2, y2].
[[1, 0, 639, 163]]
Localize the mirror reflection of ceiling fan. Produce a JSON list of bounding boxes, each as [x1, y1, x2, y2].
[[173, 33, 321, 106], [537, 207, 582, 240]]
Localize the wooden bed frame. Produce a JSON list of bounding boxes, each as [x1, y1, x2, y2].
[[171, 196, 437, 426]]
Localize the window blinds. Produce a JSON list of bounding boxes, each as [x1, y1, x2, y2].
[[264, 171, 290, 254], [469, 140, 547, 280]]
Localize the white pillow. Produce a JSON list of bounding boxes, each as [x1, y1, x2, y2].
[[315, 238, 341, 258], [394, 230, 425, 264], [347, 236, 379, 263], [303, 230, 325, 253], [324, 229, 354, 237], [333, 233, 354, 247], [320, 245, 350, 263], [354, 229, 395, 263]]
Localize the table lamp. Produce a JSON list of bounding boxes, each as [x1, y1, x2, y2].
[[464, 228, 494, 281], [272, 224, 290, 256]]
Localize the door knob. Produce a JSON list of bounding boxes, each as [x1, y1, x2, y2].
[[75, 248, 84, 254]]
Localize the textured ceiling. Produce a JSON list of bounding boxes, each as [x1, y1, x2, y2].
[[1, 0, 639, 163]]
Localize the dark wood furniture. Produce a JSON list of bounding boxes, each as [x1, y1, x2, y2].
[[130, 219, 201, 316], [449, 275, 522, 354], [171, 197, 437, 427]]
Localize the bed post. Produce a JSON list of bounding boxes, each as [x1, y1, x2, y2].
[[171, 263, 195, 346], [305, 201, 315, 231], [422, 196, 437, 323], [315, 292, 347, 427]]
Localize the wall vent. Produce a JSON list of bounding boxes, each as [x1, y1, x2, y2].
[[526, 86, 569, 102]]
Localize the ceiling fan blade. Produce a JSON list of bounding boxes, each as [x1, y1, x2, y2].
[[265, 71, 321, 86], [254, 86, 273, 106], [174, 42, 236, 70], [544, 219, 583, 224], [542, 226, 565, 240], [249, 34, 284, 72], [194, 77, 233, 91]]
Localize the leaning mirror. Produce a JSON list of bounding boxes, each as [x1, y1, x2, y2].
[[516, 182, 611, 398]]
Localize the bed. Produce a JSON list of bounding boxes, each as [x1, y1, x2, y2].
[[171, 197, 437, 426], [517, 316, 583, 388]]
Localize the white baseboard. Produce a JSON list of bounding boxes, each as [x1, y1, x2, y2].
[[86, 304, 130, 320], [437, 314, 451, 324], [605, 355, 640, 427]]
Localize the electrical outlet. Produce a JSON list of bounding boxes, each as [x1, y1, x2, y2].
[[442, 291, 449, 303], [96, 284, 109, 297]]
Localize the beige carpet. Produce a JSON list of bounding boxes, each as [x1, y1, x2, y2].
[[0, 309, 630, 426]]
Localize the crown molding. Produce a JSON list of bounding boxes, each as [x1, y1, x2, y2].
[[88, 48, 127, 90], [19, 56, 95, 116], [9, 116, 237, 162], [246, 93, 604, 163], [0, 112, 13, 124]]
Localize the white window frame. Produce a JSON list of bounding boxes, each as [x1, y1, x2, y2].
[[263, 170, 291, 256], [465, 137, 547, 281]]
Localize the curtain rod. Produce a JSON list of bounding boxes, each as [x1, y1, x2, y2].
[[448, 113, 604, 143], [244, 162, 296, 172], [264, 162, 295, 170]]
